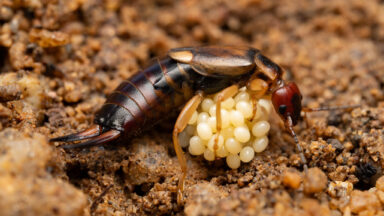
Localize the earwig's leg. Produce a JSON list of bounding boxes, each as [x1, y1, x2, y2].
[[286, 116, 308, 173], [173, 92, 204, 204], [246, 79, 269, 121], [215, 85, 239, 150]]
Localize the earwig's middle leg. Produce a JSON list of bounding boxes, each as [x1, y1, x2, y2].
[[246, 78, 269, 121], [215, 85, 239, 151], [173, 92, 203, 205]]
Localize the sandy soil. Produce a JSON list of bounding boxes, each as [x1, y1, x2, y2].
[[0, 0, 384, 215]]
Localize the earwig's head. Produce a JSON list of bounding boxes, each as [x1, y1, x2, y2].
[[271, 82, 302, 125]]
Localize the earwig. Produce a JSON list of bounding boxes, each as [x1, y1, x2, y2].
[[50, 46, 358, 203]]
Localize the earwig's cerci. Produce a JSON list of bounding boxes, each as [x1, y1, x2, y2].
[[51, 46, 306, 203]]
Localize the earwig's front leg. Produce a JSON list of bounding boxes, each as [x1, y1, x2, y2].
[[173, 92, 204, 204], [215, 85, 239, 151], [246, 78, 269, 121], [285, 116, 308, 173]]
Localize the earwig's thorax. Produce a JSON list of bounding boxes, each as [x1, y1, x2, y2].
[[254, 53, 284, 83], [271, 82, 303, 125]]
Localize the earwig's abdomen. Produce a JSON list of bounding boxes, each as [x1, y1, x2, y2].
[[94, 47, 265, 138], [94, 57, 193, 136]]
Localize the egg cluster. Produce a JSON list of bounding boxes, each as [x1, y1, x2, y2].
[[179, 88, 272, 169]]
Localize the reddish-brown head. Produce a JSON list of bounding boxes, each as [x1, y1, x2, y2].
[[271, 82, 302, 126]]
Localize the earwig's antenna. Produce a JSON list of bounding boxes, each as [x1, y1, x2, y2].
[[58, 129, 121, 149], [286, 116, 308, 173], [302, 104, 361, 112]]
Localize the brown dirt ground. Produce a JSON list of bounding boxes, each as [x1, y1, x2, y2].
[[0, 0, 384, 215]]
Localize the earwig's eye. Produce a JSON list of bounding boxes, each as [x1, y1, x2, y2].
[[278, 105, 287, 115], [271, 82, 302, 125]]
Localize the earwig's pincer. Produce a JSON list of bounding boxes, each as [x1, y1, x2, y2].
[[50, 46, 357, 204], [50, 125, 102, 143]]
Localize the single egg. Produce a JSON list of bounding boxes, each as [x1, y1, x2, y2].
[[204, 149, 215, 161], [236, 101, 253, 118], [201, 98, 214, 112], [251, 120, 270, 137], [240, 146, 255, 163], [216, 145, 229, 158], [207, 134, 224, 152], [197, 112, 210, 124], [226, 154, 241, 169], [230, 110, 245, 127], [234, 126, 251, 143], [234, 91, 250, 102], [253, 136, 269, 153], [222, 97, 235, 110], [197, 122, 212, 140], [225, 138, 242, 154], [189, 136, 206, 155], [188, 111, 198, 125]]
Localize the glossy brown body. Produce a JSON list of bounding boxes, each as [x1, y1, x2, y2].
[[51, 46, 309, 204], [95, 47, 284, 138]]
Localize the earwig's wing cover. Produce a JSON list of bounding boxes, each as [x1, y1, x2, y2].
[[168, 46, 258, 77]]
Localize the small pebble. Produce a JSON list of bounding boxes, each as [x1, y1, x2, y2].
[[282, 170, 302, 189], [303, 168, 328, 194], [376, 175, 384, 191], [349, 190, 381, 214], [327, 181, 353, 198]]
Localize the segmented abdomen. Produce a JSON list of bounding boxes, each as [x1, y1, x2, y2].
[[94, 57, 193, 136]]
